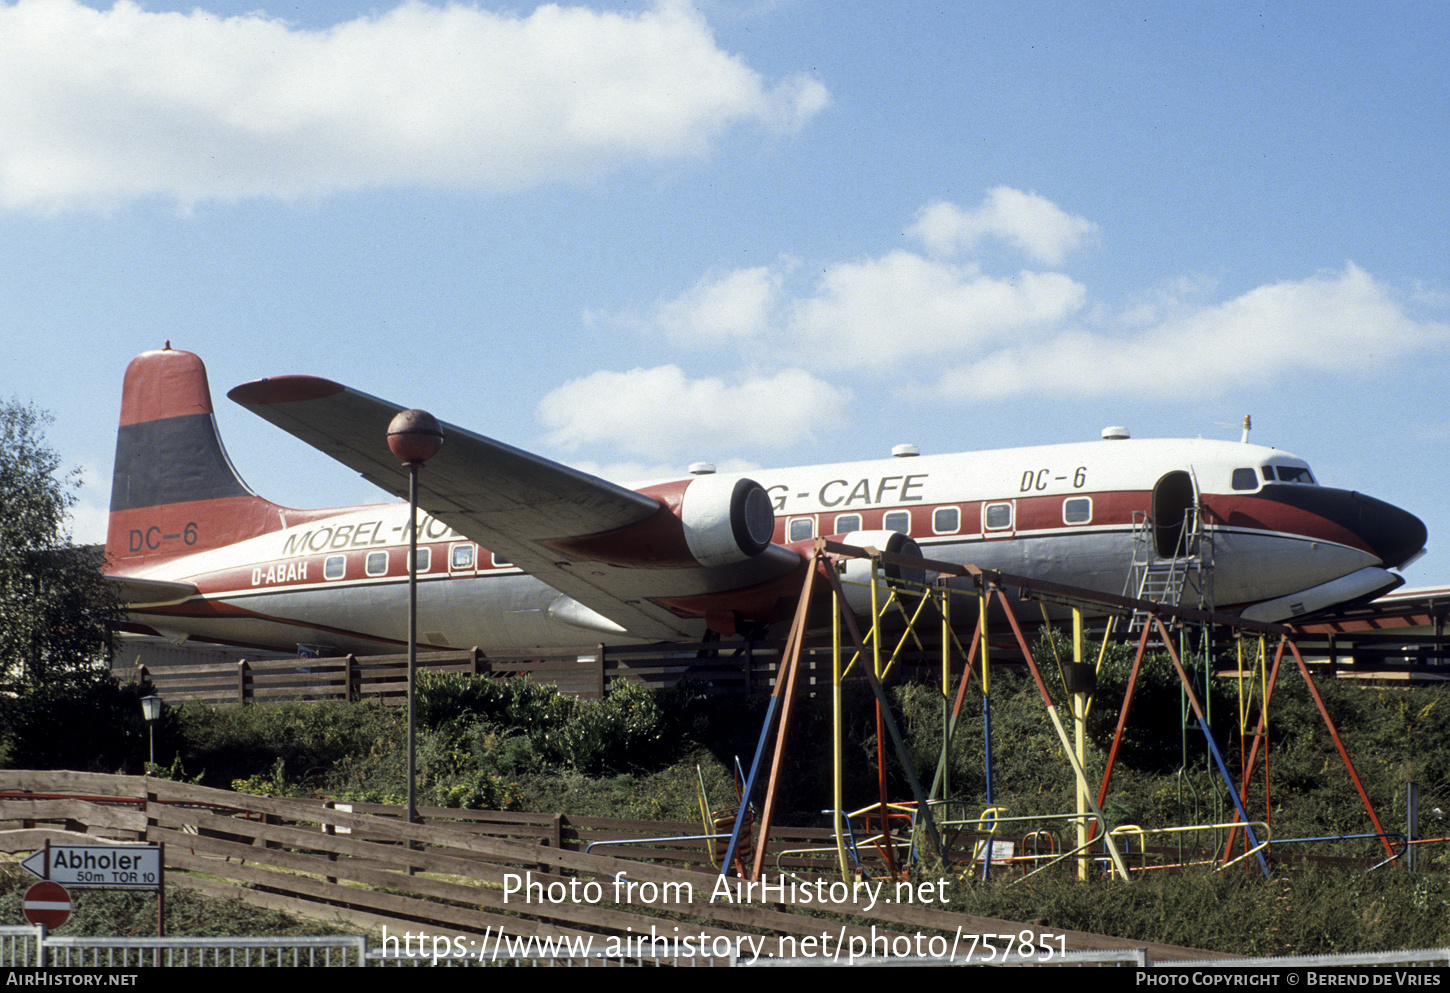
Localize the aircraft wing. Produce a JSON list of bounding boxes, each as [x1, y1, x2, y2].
[[228, 376, 796, 642]]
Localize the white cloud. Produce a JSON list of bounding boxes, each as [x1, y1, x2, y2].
[[538, 365, 849, 456], [1410, 280, 1450, 309], [788, 250, 1087, 367], [629, 192, 1094, 369], [653, 265, 784, 344], [0, 0, 828, 211], [66, 463, 110, 546], [574, 191, 1446, 428], [909, 188, 1097, 265], [928, 264, 1449, 400], [1116, 274, 1220, 328], [564, 456, 761, 485]]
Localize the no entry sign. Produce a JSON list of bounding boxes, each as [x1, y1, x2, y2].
[[22, 881, 71, 928]]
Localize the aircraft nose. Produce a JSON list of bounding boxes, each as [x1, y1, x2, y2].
[[1260, 486, 1427, 569], [1347, 492, 1428, 569]]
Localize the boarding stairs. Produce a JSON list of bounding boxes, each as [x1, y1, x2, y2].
[[1123, 508, 1214, 632]]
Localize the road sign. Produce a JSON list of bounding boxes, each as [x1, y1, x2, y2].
[[21, 844, 162, 890], [22, 881, 71, 928]]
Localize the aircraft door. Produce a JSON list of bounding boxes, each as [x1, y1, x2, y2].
[[1151, 471, 1197, 558]]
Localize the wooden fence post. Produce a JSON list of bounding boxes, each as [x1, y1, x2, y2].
[[323, 800, 338, 883]]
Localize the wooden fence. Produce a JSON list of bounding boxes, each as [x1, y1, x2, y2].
[[130, 640, 962, 705], [0, 770, 1209, 963]]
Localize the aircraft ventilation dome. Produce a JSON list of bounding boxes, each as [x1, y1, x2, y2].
[[1101, 426, 1130, 441]]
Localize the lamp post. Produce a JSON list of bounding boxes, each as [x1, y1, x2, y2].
[[386, 410, 444, 834], [140, 694, 162, 766]]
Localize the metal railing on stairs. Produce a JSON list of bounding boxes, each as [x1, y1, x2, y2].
[[1124, 508, 1214, 631]]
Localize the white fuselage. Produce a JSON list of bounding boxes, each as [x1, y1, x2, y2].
[[123, 436, 1418, 654]]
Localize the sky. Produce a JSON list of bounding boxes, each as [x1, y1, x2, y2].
[[2, 0, 1447, 584]]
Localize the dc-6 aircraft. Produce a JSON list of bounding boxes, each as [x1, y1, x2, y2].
[[106, 346, 1427, 654]]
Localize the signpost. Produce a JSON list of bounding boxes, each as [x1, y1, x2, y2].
[[21, 844, 162, 890], [19, 841, 166, 937]]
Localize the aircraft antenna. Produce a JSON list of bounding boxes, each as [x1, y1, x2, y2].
[[1241, 415, 1251, 444]]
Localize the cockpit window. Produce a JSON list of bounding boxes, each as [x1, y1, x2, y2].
[[1276, 466, 1316, 484], [1231, 468, 1258, 491]]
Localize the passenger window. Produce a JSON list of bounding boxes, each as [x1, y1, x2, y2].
[[1232, 468, 1258, 491], [324, 555, 345, 580], [412, 548, 431, 573], [451, 544, 475, 570], [883, 511, 911, 534], [491, 551, 511, 568], [834, 514, 862, 534], [933, 507, 960, 534], [788, 517, 815, 542], [984, 503, 1012, 531], [365, 551, 388, 577], [1063, 497, 1091, 524]]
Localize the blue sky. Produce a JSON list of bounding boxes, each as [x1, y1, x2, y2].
[[3, 0, 1447, 584]]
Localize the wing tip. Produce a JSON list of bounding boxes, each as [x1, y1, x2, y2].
[[229, 376, 347, 406]]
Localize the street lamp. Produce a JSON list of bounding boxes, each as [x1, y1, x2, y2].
[[140, 694, 162, 766], [386, 409, 444, 834]]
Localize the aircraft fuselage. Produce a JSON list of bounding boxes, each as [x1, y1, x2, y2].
[[119, 435, 1425, 654]]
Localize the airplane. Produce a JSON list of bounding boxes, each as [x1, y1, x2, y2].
[[105, 346, 1428, 655]]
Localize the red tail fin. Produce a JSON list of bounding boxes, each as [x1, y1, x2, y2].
[[106, 347, 288, 572]]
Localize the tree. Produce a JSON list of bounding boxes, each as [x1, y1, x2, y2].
[[0, 401, 117, 690]]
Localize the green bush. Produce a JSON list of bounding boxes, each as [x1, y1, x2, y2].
[[559, 678, 665, 774], [177, 698, 403, 787]]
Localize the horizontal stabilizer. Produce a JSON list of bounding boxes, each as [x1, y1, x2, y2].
[[105, 574, 200, 606]]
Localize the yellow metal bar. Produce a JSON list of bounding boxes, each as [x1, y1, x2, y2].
[[869, 555, 882, 680], [1073, 606, 1087, 881], [878, 586, 934, 683], [941, 583, 951, 698], [818, 560, 947, 866], [832, 579, 850, 881], [1080, 613, 1114, 723], [990, 586, 1132, 882], [940, 583, 951, 804], [979, 587, 989, 696], [866, 555, 896, 878]]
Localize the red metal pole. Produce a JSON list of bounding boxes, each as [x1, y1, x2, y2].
[[1284, 639, 1396, 860], [1096, 621, 1153, 811]]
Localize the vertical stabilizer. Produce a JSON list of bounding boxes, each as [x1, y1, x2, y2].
[[107, 346, 287, 571]]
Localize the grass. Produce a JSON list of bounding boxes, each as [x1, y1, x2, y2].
[[946, 865, 1450, 956], [10, 638, 1450, 953]]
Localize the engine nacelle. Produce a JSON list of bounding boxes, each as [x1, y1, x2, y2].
[[831, 530, 927, 614], [678, 475, 777, 568]]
